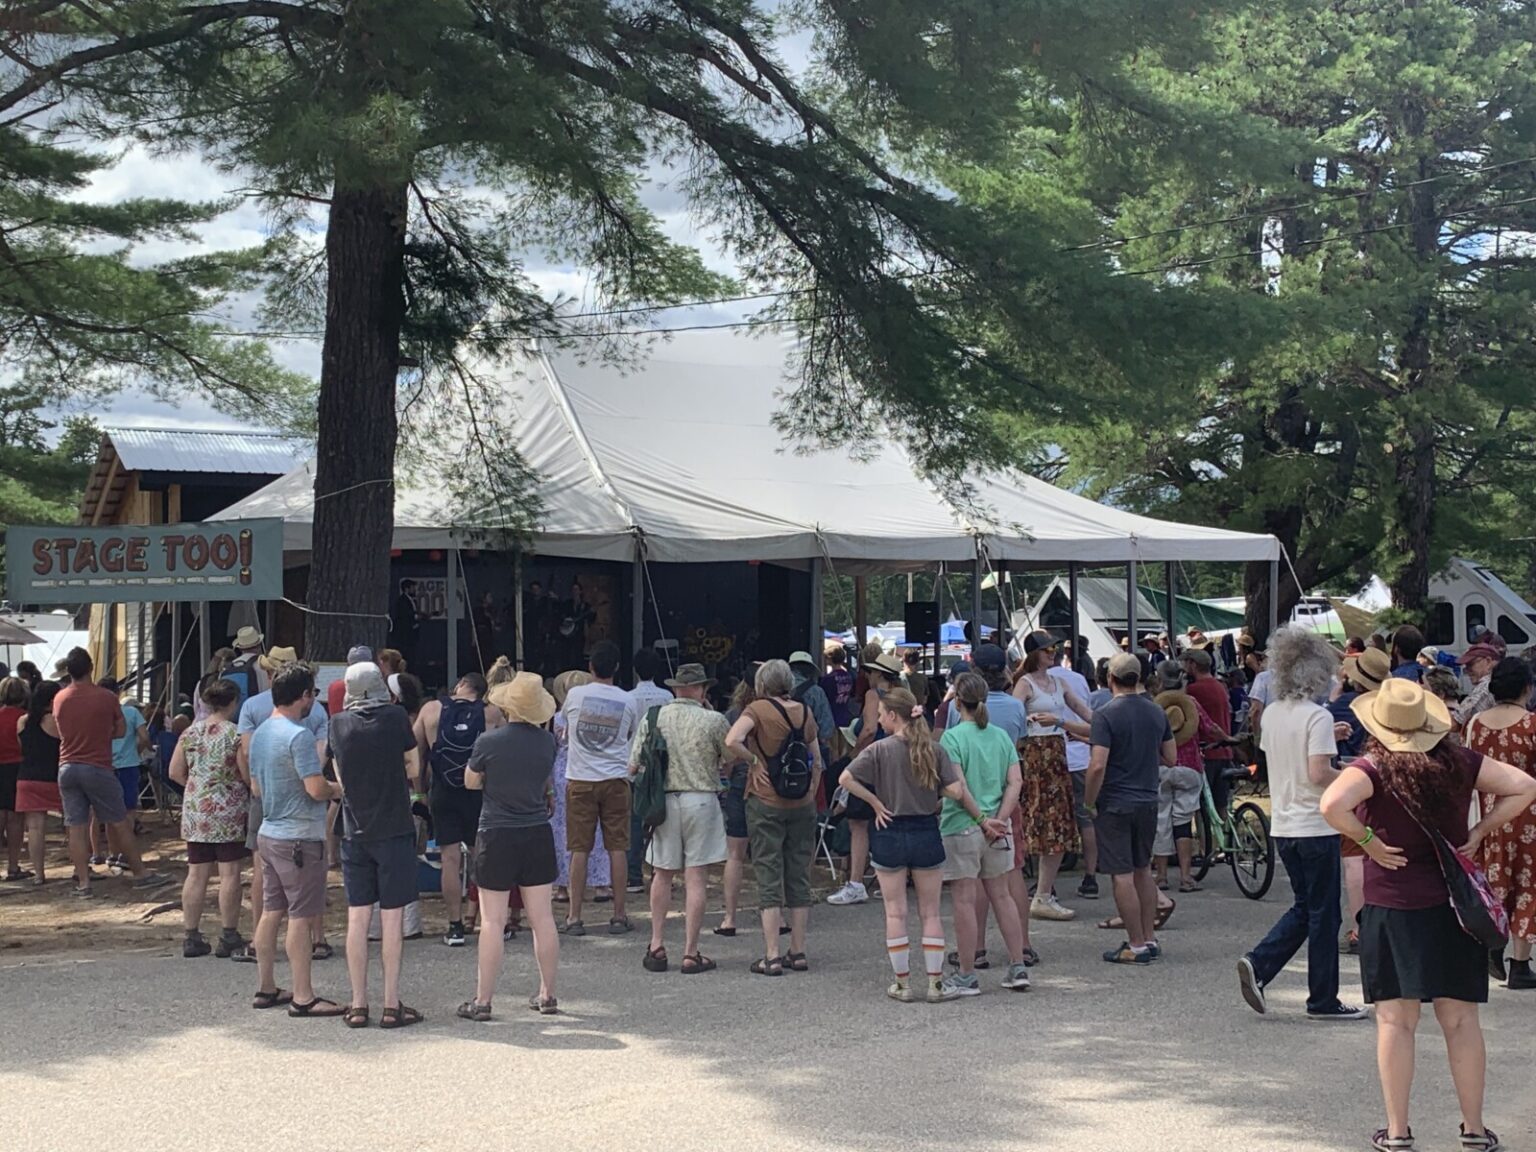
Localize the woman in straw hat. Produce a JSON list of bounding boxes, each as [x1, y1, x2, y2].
[[458, 672, 562, 1019], [1321, 678, 1536, 1152], [1333, 647, 1391, 955], [1152, 667, 1230, 894]]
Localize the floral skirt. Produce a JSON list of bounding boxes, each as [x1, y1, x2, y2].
[[1021, 735, 1079, 857], [1480, 794, 1536, 943]]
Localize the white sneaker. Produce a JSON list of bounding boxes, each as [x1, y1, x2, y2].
[[1030, 894, 1076, 921], [827, 881, 868, 906]]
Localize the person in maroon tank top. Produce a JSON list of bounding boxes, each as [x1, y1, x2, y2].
[[0, 675, 30, 880]]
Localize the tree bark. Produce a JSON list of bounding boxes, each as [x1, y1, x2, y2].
[[304, 180, 408, 661], [1386, 411, 1436, 615]]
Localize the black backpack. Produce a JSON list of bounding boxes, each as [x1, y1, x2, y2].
[[764, 699, 814, 800], [430, 697, 486, 789]]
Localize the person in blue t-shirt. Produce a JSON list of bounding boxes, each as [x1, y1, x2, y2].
[[95, 679, 152, 860]]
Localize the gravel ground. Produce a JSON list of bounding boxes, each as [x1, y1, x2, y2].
[[2, 878, 1532, 1152]]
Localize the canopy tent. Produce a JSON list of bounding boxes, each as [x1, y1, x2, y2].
[[216, 329, 1279, 566]]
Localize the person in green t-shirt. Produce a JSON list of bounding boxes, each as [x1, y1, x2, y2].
[[937, 673, 1031, 996]]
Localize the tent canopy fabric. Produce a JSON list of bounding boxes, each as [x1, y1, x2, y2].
[[216, 330, 1279, 565]]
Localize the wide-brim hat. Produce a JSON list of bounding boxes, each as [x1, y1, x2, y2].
[[1155, 690, 1200, 746], [489, 671, 557, 727], [787, 650, 818, 671], [665, 662, 715, 689], [258, 645, 299, 673], [868, 653, 905, 679], [1351, 678, 1452, 754], [232, 626, 263, 650], [1343, 647, 1391, 693]]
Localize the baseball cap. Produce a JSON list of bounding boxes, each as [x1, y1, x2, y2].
[[1182, 647, 1213, 670], [1108, 652, 1142, 682], [1458, 643, 1501, 667], [972, 643, 1008, 671], [346, 644, 374, 664]]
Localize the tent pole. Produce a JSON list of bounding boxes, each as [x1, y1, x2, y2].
[[809, 557, 824, 660], [1126, 559, 1139, 652], [1268, 557, 1281, 639], [1068, 562, 1081, 664], [631, 543, 645, 664], [513, 551, 525, 670], [971, 550, 983, 647], [995, 560, 1007, 641], [446, 546, 458, 686], [197, 601, 210, 676], [854, 576, 867, 650], [1165, 561, 1177, 651], [170, 604, 181, 712]]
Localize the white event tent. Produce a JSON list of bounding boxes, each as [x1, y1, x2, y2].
[[216, 329, 1280, 669]]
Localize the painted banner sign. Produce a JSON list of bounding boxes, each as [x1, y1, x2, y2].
[[6, 518, 284, 604]]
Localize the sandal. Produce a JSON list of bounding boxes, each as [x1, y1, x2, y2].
[[1020, 947, 1042, 967], [343, 1007, 369, 1029], [750, 956, 784, 977], [643, 946, 669, 972], [526, 994, 559, 1015], [456, 1000, 492, 1022], [560, 920, 586, 937], [379, 1003, 424, 1029], [1459, 1125, 1502, 1151], [681, 953, 717, 974], [252, 988, 292, 1010], [1155, 899, 1177, 929], [784, 952, 808, 972], [288, 996, 344, 1018], [311, 941, 334, 961], [1178, 881, 1203, 893], [1372, 1129, 1415, 1151], [608, 916, 633, 935]]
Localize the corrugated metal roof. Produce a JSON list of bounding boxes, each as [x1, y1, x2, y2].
[[104, 428, 309, 476]]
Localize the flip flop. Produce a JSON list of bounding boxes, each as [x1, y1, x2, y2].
[[379, 1003, 424, 1029], [288, 996, 345, 1018], [252, 988, 292, 1010], [1097, 916, 1124, 930], [1156, 900, 1177, 929]]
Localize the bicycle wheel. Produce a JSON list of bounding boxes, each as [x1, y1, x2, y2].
[[1189, 811, 1214, 882], [1229, 802, 1275, 899]]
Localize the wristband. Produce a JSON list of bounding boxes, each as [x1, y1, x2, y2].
[[1356, 827, 1374, 848]]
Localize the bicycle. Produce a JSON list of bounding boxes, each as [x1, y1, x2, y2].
[[1188, 762, 1275, 899]]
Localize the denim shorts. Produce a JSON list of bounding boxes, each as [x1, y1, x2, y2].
[[721, 765, 748, 839], [870, 813, 945, 871]]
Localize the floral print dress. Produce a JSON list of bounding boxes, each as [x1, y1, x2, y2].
[[1466, 711, 1536, 943], [179, 717, 249, 846]]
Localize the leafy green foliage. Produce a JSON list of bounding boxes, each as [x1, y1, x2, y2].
[[0, 385, 98, 582]]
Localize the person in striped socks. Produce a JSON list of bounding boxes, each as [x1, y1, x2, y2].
[[839, 687, 1003, 1002]]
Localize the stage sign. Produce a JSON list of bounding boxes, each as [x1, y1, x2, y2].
[[6, 519, 284, 604]]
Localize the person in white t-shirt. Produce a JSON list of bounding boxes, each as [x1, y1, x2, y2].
[[560, 640, 640, 936], [623, 649, 674, 894], [1237, 627, 1366, 1022], [1049, 649, 1100, 899]]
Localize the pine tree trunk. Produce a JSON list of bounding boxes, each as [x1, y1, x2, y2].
[[304, 180, 408, 661], [1386, 413, 1436, 615]]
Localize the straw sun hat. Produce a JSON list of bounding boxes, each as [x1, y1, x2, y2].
[[1155, 690, 1201, 746], [1350, 677, 1452, 754], [488, 671, 557, 727]]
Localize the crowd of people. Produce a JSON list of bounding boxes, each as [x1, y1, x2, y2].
[[3, 616, 1534, 1152]]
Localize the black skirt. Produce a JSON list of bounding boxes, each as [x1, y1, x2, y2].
[[1358, 902, 1488, 1004]]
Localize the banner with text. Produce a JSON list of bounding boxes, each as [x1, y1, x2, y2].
[[6, 519, 285, 604]]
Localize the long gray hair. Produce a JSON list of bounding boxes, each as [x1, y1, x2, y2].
[[1267, 626, 1338, 702]]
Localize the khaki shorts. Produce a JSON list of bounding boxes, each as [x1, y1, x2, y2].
[[646, 791, 728, 871], [942, 825, 1014, 882], [566, 778, 631, 854]]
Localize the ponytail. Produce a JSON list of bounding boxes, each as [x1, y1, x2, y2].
[[882, 687, 937, 789], [953, 672, 990, 729]]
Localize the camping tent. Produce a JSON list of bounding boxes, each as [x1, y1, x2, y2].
[[216, 330, 1279, 568]]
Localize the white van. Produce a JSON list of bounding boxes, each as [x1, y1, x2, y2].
[[1421, 558, 1536, 657]]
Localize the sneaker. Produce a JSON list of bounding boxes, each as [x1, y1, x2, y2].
[[1030, 894, 1076, 921], [215, 932, 247, 959], [886, 980, 914, 1003], [1459, 1124, 1503, 1151], [1372, 1129, 1415, 1151], [131, 872, 171, 890], [940, 971, 981, 998], [1103, 941, 1153, 965], [71, 885, 96, 899], [503, 925, 517, 943], [1001, 962, 1032, 991], [1237, 956, 1266, 1014], [927, 978, 963, 1002], [1077, 874, 1099, 899], [827, 881, 868, 906], [1307, 1001, 1368, 1021], [945, 949, 989, 970], [626, 883, 645, 894], [443, 921, 467, 947], [107, 853, 129, 874], [89, 854, 106, 867], [183, 932, 211, 958]]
